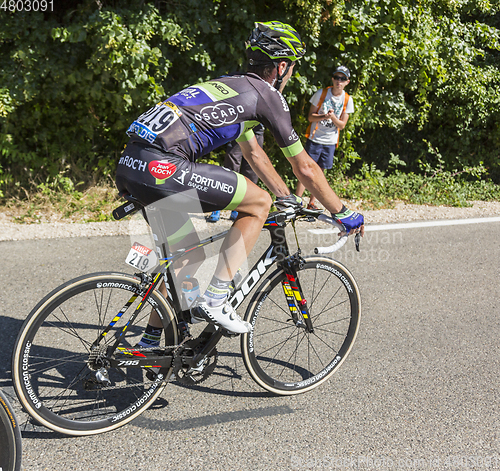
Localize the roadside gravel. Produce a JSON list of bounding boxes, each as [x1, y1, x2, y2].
[[1, 200, 499, 241]]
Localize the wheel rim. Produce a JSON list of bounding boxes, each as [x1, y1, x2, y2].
[[14, 274, 176, 434], [243, 259, 360, 393]]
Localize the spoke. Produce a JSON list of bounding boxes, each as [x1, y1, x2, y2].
[[49, 372, 88, 412], [310, 330, 339, 355], [292, 329, 304, 378], [102, 288, 114, 329], [254, 314, 293, 328], [310, 268, 318, 311], [308, 271, 333, 311], [52, 389, 81, 417], [94, 288, 112, 338], [94, 289, 105, 336], [273, 329, 308, 380], [305, 334, 326, 372], [267, 291, 293, 318], [257, 326, 300, 359], [38, 364, 91, 410], [314, 315, 351, 330], [90, 391, 105, 421], [44, 312, 92, 352], [313, 298, 349, 317], [313, 326, 348, 337], [252, 323, 295, 340], [248, 263, 358, 392], [27, 353, 88, 375], [310, 285, 343, 323], [17, 277, 171, 430]]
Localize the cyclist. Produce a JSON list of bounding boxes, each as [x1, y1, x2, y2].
[[116, 21, 364, 336]]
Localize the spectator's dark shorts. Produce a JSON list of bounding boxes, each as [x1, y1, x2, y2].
[[305, 139, 336, 170]]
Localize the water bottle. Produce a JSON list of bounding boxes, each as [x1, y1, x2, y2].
[[181, 276, 201, 309]]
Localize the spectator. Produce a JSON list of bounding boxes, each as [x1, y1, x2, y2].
[[296, 66, 354, 209]]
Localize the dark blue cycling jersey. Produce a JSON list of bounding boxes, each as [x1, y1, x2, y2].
[[126, 73, 304, 161]]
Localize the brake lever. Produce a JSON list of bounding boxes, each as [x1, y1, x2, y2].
[[354, 232, 361, 252]]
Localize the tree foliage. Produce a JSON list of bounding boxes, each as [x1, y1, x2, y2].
[[1, 0, 499, 197], [326, 0, 500, 181]]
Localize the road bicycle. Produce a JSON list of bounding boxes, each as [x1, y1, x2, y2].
[[11, 195, 361, 436], [0, 389, 22, 471]]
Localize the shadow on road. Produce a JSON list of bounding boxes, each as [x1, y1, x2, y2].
[[0, 316, 24, 389]]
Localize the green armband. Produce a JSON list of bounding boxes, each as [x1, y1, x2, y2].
[[333, 205, 353, 219], [235, 129, 255, 143], [281, 141, 304, 158]]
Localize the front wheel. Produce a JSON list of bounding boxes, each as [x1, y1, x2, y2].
[[241, 257, 360, 395], [11, 272, 178, 436]]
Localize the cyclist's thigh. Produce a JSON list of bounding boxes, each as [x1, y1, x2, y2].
[[233, 179, 271, 216]]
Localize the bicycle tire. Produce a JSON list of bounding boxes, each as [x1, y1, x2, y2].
[[0, 389, 22, 471], [12, 272, 178, 436], [241, 256, 360, 395]]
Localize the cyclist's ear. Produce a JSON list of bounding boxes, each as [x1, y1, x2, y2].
[[277, 61, 289, 76]]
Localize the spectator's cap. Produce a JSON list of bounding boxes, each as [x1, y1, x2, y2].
[[332, 66, 350, 79]]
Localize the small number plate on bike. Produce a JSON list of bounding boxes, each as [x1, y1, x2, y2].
[[125, 242, 158, 272]]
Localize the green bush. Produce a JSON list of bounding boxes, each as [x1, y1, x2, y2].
[[331, 153, 500, 208], [1, 0, 499, 200], [0, 3, 186, 187]]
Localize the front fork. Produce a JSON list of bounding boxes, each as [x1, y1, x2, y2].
[[280, 255, 314, 333]]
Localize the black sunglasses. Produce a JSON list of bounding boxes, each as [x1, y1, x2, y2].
[[333, 75, 348, 82]]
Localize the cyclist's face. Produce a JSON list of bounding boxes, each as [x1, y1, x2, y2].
[[278, 62, 296, 93]]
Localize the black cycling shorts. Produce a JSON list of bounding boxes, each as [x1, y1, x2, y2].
[[115, 141, 247, 246], [116, 141, 247, 213]]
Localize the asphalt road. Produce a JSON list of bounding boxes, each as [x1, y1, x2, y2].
[[0, 219, 499, 471]]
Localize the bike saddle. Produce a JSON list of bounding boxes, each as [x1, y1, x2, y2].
[[112, 192, 145, 220]]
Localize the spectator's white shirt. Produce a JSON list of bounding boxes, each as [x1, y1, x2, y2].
[[309, 89, 354, 145]]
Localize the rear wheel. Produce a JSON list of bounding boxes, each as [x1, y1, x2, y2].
[[12, 272, 177, 436], [241, 257, 360, 395]]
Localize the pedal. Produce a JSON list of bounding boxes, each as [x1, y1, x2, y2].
[[146, 368, 159, 381], [220, 329, 240, 338]]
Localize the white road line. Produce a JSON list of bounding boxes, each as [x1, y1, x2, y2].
[[308, 216, 500, 234]]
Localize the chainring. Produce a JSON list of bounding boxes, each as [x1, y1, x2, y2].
[[173, 349, 218, 386]]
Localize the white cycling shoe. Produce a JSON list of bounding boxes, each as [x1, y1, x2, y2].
[[190, 298, 252, 334]]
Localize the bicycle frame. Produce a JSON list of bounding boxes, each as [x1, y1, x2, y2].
[[159, 211, 313, 328], [228, 214, 315, 332], [12, 198, 360, 437], [99, 209, 315, 371]]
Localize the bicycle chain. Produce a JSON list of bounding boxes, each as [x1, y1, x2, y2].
[[86, 337, 194, 391]]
